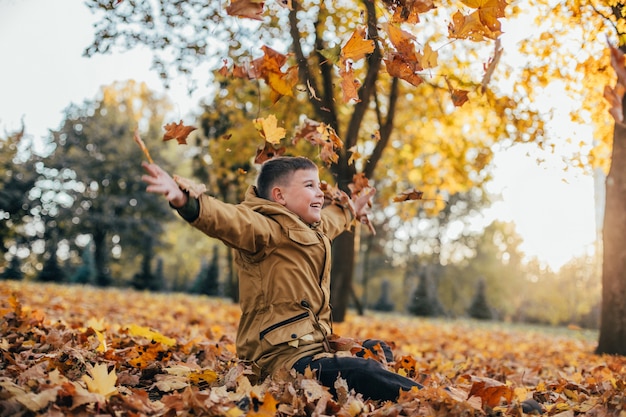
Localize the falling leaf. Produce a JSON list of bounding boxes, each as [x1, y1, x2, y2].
[[448, 10, 499, 41], [348, 146, 361, 165], [481, 38, 503, 93], [292, 118, 344, 165], [393, 188, 424, 202], [254, 141, 286, 164], [383, 0, 435, 23], [163, 120, 197, 145], [604, 84, 625, 123], [226, 0, 265, 20], [319, 44, 342, 65], [384, 53, 424, 87], [417, 42, 438, 69], [254, 114, 286, 145], [446, 78, 470, 107], [461, 0, 507, 32], [340, 63, 361, 103], [133, 129, 154, 164], [381, 23, 417, 59], [341, 27, 375, 62]]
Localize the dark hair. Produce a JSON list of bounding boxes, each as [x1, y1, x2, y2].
[[256, 156, 318, 199]]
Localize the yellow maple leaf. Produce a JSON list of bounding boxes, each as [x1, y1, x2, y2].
[[341, 27, 375, 62], [253, 115, 286, 145], [126, 323, 176, 347], [82, 363, 118, 398], [460, 0, 506, 32], [417, 42, 438, 69], [188, 369, 219, 385]]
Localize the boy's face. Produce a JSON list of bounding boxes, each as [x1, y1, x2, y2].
[[272, 168, 325, 224]]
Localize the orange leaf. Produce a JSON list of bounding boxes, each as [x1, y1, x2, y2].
[[341, 27, 375, 62], [384, 53, 423, 87], [163, 120, 197, 145], [381, 23, 417, 59], [446, 78, 470, 107], [339, 63, 361, 103], [461, 0, 507, 32], [248, 391, 278, 417], [385, 0, 435, 23], [448, 10, 499, 41], [467, 376, 514, 409]]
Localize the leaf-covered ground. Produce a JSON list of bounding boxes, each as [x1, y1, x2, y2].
[[1, 281, 624, 416]]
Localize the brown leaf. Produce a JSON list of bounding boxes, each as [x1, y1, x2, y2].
[[393, 188, 424, 202], [254, 141, 286, 164], [163, 120, 197, 145], [133, 129, 154, 164], [481, 38, 503, 94], [226, 0, 265, 20]]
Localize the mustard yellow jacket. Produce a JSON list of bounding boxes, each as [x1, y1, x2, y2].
[[189, 186, 352, 376]]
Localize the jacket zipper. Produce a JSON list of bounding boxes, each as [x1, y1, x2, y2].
[[259, 312, 310, 340]]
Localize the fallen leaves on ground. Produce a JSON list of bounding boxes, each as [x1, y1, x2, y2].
[[1, 281, 624, 416]]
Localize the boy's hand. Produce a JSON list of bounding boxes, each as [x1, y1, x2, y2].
[[352, 187, 376, 234], [141, 162, 188, 208]]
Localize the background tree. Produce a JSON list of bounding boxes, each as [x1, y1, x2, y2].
[[84, 0, 545, 321], [467, 278, 493, 320], [39, 81, 174, 286], [505, 0, 624, 354], [0, 128, 39, 264], [70, 242, 96, 284]]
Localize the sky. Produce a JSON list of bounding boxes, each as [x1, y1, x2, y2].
[[0, 0, 600, 271]]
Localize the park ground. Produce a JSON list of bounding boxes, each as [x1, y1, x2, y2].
[[0, 280, 624, 416]]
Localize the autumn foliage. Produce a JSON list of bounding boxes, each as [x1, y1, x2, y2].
[[1, 280, 624, 416]]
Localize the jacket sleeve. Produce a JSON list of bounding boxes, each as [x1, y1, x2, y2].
[[320, 203, 353, 240], [188, 194, 278, 254]]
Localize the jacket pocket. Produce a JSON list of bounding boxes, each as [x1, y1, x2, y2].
[[287, 228, 319, 246], [260, 312, 314, 345]]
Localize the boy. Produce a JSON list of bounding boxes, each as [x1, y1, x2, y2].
[[141, 156, 422, 401]]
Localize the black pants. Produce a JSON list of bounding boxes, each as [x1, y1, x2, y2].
[[292, 339, 422, 402]]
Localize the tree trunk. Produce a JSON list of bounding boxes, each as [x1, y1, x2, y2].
[[596, 118, 626, 355], [93, 226, 112, 287]]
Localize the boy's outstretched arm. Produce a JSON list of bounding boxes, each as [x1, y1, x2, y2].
[[141, 161, 188, 208]]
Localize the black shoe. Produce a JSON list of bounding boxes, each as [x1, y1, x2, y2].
[[521, 398, 543, 414]]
